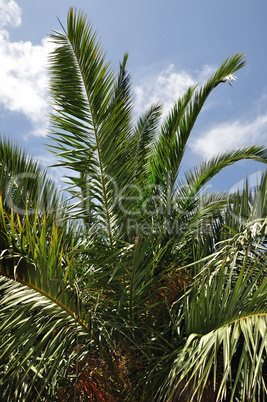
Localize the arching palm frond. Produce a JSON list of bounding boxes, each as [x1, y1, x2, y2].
[[168, 148, 267, 252], [0, 136, 58, 217], [148, 54, 245, 193], [188, 168, 267, 265], [178, 146, 267, 202], [49, 9, 137, 247], [0, 193, 120, 401], [0, 276, 90, 401], [0, 138, 95, 401], [141, 219, 267, 402]]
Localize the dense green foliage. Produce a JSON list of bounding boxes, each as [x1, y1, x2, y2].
[[0, 9, 267, 401]]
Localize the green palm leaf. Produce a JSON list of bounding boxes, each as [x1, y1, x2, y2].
[[0, 136, 58, 217], [0, 139, 94, 400], [2, 9, 267, 401], [149, 53, 245, 192], [49, 9, 136, 247], [150, 219, 267, 401], [0, 276, 90, 401]]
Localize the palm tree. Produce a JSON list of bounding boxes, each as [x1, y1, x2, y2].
[[0, 8, 267, 401]]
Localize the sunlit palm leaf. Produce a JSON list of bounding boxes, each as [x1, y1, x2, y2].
[[150, 219, 267, 401], [49, 9, 137, 247], [0, 276, 91, 401]]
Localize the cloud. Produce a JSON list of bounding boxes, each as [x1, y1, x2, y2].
[[0, 32, 54, 136], [134, 64, 195, 117], [0, 0, 53, 137], [134, 63, 214, 118], [0, 0, 21, 28], [134, 61, 267, 161], [190, 114, 267, 159]]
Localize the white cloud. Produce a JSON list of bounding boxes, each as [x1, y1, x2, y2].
[[134, 62, 267, 161], [0, 0, 21, 28], [0, 0, 54, 137], [190, 114, 267, 159], [134, 64, 214, 118], [134, 64, 195, 117], [0, 31, 54, 136]]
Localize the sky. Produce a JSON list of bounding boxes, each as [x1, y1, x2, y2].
[[0, 0, 267, 193]]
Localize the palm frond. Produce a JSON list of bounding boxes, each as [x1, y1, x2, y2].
[[134, 102, 163, 180], [178, 146, 267, 201], [149, 53, 246, 193], [0, 136, 59, 217], [0, 276, 91, 401], [49, 9, 137, 246], [152, 219, 267, 401]]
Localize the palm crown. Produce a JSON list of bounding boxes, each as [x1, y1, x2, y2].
[[0, 8, 267, 401]]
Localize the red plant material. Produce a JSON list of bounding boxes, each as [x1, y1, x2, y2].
[[153, 267, 193, 307], [57, 351, 116, 401]]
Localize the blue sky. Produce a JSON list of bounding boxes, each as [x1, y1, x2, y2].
[[0, 0, 267, 192]]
